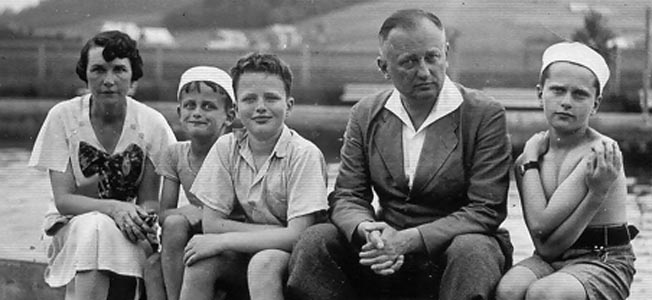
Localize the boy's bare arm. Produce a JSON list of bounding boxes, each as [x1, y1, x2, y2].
[[202, 206, 282, 234], [184, 213, 317, 265], [137, 159, 161, 214], [530, 142, 621, 260], [531, 188, 608, 260], [518, 157, 587, 239], [208, 213, 315, 252], [158, 177, 181, 223]]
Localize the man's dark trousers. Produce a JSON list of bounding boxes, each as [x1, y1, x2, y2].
[[286, 223, 507, 300]]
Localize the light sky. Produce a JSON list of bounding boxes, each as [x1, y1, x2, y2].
[[0, 0, 40, 12]]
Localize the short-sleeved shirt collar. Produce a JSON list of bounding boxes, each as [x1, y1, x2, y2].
[[236, 124, 292, 160], [384, 75, 463, 133]]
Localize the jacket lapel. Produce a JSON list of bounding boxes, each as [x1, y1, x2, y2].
[[410, 110, 459, 196], [372, 110, 407, 188]]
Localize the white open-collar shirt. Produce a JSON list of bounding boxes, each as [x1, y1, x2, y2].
[[384, 75, 463, 188]]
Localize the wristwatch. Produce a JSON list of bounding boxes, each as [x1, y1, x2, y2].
[[518, 161, 539, 176]]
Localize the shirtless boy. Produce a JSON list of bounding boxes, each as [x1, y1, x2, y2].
[[496, 42, 638, 300]]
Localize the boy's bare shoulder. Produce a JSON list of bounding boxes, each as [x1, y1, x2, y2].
[[567, 128, 616, 158], [587, 128, 617, 146]]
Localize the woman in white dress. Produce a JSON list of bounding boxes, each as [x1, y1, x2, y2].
[[28, 30, 176, 300]]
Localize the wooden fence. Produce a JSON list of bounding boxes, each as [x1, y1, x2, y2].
[[1, 39, 649, 103]]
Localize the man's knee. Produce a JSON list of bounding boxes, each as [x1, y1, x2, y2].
[[295, 223, 339, 247], [445, 233, 502, 260], [293, 223, 342, 262]]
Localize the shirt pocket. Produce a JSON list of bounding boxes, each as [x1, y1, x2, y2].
[[262, 171, 288, 223]]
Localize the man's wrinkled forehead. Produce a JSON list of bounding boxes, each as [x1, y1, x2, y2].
[[379, 23, 446, 56]]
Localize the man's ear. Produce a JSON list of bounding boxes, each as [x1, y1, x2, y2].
[[376, 57, 389, 79]]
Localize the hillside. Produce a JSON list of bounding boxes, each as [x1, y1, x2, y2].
[[8, 0, 368, 30], [6, 0, 200, 28], [296, 0, 651, 52], [10, 0, 649, 53]]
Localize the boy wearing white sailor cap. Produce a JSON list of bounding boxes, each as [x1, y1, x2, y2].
[[496, 42, 638, 300], [144, 66, 237, 300]]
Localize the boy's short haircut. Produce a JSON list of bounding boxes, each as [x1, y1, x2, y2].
[[179, 81, 234, 111], [230, 52, 293, 97]]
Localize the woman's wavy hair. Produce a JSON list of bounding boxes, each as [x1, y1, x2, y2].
[[75, 30, 144, 83]]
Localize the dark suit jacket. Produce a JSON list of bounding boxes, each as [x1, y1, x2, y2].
[[330, 84, 513, 258]]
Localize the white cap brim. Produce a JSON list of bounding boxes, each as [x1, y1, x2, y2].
[[177, 66, 235, 104], [540, 42, 610, 94]]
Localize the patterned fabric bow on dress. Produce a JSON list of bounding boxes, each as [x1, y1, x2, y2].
[[79, 141, 145, 202]]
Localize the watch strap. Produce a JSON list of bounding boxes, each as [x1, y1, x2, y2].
[[521, 161, 539, 174]]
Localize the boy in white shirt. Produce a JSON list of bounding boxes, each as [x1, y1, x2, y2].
[[179, 53, 329, 300]]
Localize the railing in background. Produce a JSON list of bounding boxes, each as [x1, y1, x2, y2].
[[2, 39, 649, 104]]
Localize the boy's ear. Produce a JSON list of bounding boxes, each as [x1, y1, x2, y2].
[[535, 84, 544, 107], [286, 97, 295, 116], [535, 84, 543, 99], [591, 95, 602, 115], [226, 107, 236, 123], [176, 105, 181, 119], [233, 102, 241, 120]]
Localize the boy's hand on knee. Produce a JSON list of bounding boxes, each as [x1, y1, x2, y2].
[[184, 234, 223, 266]]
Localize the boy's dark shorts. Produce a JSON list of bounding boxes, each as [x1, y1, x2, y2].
[[516, 243, 636, 300]]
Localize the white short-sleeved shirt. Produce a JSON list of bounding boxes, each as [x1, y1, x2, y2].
[[191, 125, 329, 225], [28, 94, 176, 201]]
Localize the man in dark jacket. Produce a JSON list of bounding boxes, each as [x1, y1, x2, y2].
[[287, 8, 513, 300]]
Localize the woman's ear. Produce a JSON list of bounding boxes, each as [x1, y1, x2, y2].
[[128, 81, 139, 97]]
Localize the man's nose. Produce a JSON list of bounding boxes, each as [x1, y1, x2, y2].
[[416, 58, 430, 77]]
